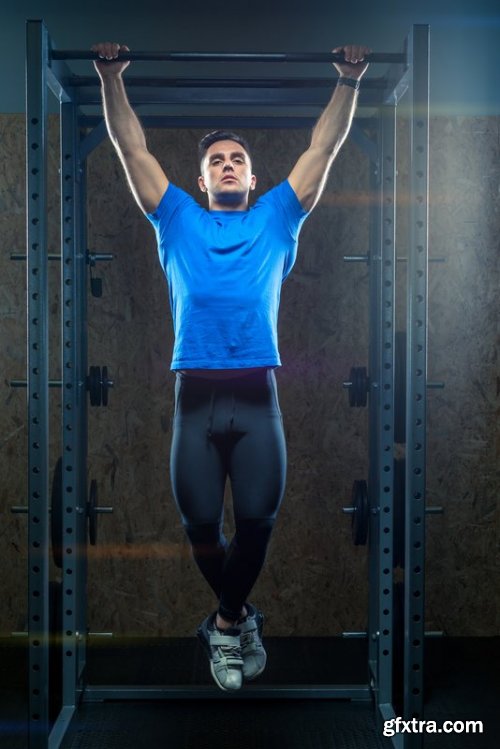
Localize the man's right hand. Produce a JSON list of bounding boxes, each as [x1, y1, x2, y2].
[[90, 40, 169, 214], [91, 42, 130, 78]]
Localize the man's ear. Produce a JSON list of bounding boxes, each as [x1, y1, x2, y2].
[[198, 175, 207, 193], [250, 174, 257, 191]]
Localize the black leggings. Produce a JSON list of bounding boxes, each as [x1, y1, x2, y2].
[[170, 368, 287, 622]]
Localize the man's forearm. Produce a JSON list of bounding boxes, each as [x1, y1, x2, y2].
[[100, 75, 147, 155], [310, 82, 359, 158]]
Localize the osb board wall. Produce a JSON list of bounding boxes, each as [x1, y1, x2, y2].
[[0, 114, 498, 637]]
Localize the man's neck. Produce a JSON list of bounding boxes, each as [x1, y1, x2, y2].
[[209, 194, 249, 211]]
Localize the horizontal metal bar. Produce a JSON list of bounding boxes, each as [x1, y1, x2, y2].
[[80, 114, 319, 130], [341, 255, 444, 264], [11, 377, 114, 388], [397, 256, 446, 263], [53, 50, 405, 64], [11, 252, 60, 261], [12, 252, 114, 262], [74, 86, 385, 108], [88, 252, 115, 263], [83, 683, 371, 701], [80, 114, 380, 134], [10, 380, 62, 388], [11, 505, 113, 514], [343, 255, 369, 263], [71, 75, 388, 89], [343, 379, 443, 390]]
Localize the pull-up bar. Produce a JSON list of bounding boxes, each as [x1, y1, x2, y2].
[[51, 50, 406, 64]]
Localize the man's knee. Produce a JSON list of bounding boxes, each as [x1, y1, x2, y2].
[[183, 521, 225, 554], [234, 517, 276, 549]]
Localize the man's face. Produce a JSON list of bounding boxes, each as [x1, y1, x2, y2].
[[198, 140, 256, 207]]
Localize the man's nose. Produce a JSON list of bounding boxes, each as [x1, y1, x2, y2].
[[223, 162, 234, 171]]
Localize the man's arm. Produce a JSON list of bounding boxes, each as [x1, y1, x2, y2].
[[288, 45, 371, 212], [92, 42, 168, 214]]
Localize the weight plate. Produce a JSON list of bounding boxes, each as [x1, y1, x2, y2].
[[348, 367, 357, 407], [357, 367, 368, 407], [101, 366, 109, 407], [88, 366, 101, 407], [348, 366, 368, 408], [351, 479, 369, 545], [88, 479, 98, 546]]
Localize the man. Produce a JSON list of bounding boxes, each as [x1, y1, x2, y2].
[[92, 41, 370, 691]]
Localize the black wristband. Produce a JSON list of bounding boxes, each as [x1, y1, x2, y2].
[[337, 76, 360, 91]]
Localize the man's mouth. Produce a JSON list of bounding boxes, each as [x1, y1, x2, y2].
[[221, 175, 237, 182]]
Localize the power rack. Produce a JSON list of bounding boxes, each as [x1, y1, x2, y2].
[[23, 19, 429, 749]]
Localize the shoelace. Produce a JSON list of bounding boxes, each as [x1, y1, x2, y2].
[[240, 628, 260, 649], [219, 643, 241, 657]]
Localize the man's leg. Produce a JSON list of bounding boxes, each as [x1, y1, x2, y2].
[[170, 374, 244, 691], [219, 369, 287, 677], [170, 374, 228, 597]]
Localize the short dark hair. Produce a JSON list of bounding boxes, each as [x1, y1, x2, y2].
[[198, 130, 252, 167]]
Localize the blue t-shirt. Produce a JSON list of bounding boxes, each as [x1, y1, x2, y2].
[[146, 180, 308, 370]]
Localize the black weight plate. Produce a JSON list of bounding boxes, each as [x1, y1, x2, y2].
[[352, 479, 369, 545], [90, 276, 103, 298], [51, 457, 63, 569], [357, 367, 368, 407], [354, 368, 362, 407], [101, 366, 109, 407], [88, 479, 98, 546], [348, 367, 357, 407], [348, 366, 368, 408], [88, 365, 101, 407]]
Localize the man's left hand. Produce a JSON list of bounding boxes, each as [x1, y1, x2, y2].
[[333, 45, 371, 80]]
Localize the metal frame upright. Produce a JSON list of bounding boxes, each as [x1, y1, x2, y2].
[[25, 20, 51, 746], [366, 97, 397, 718], [366, 27, 429, 749], [404, 25, 429, 737], [23, 19, 429, 749]]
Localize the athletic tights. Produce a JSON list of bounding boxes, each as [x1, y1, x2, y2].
[[170, 367, 286, 622]]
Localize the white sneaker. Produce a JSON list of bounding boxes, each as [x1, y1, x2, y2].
[[197, 614, 244, 691], [238, 604, 267, 680]]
